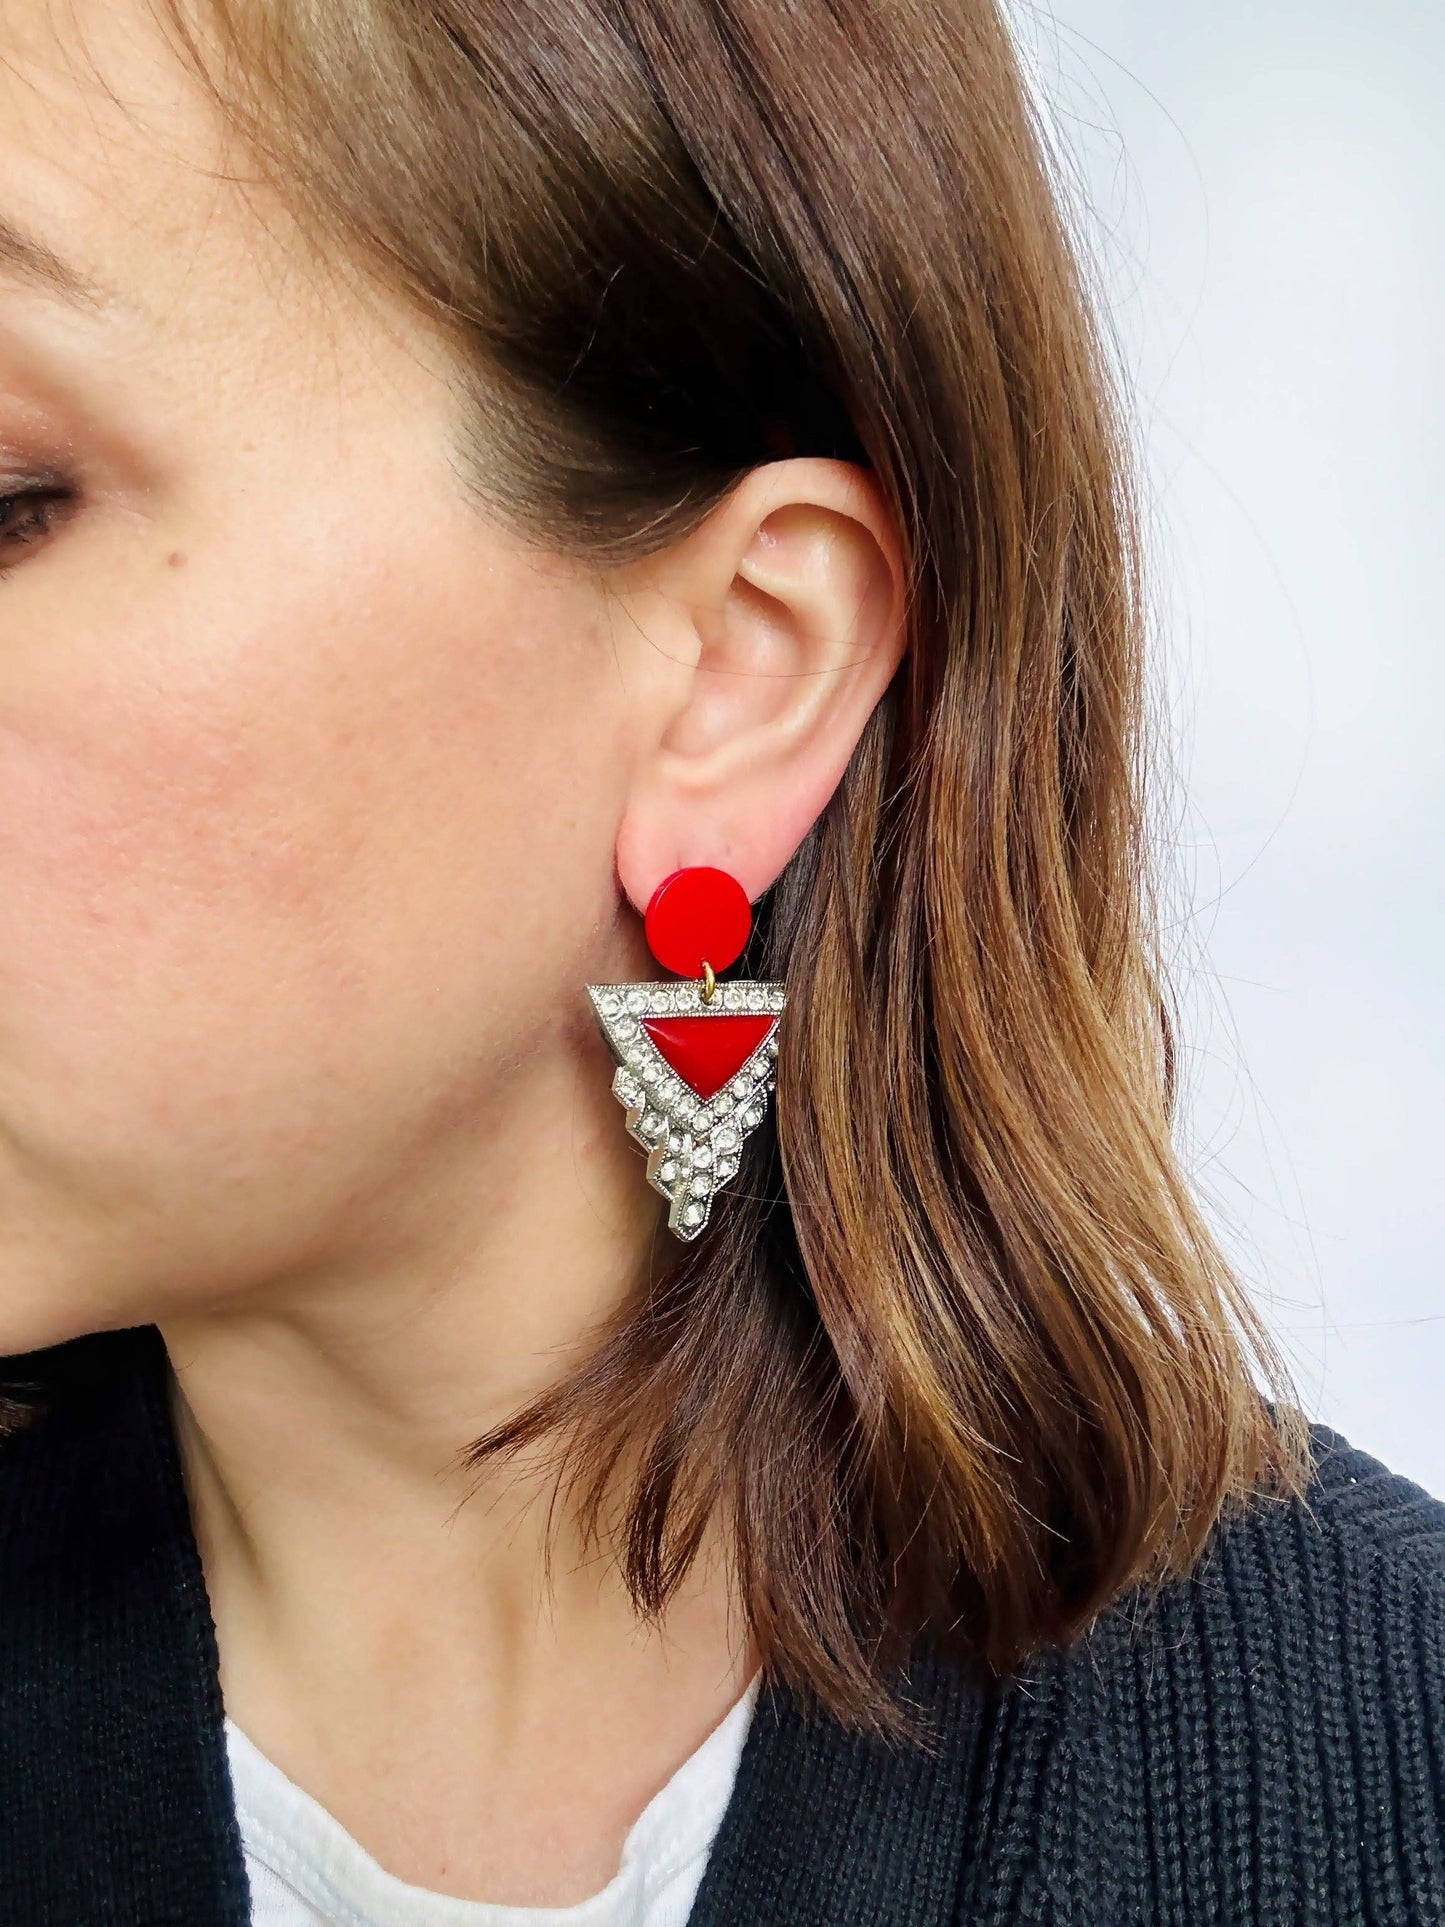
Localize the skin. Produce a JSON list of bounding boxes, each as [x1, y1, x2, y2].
[[0, 0, 906, 1904]]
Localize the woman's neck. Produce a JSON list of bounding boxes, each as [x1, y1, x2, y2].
[[158, 1043, 756, 1903]]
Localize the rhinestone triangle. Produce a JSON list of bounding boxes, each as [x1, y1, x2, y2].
[[586, 979, 786, 1240]]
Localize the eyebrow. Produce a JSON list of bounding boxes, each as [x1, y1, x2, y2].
[[0, 214, 109, 312]]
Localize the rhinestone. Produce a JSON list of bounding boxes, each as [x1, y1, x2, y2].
[[641, 1111, 665, 1141], [731, 1076, 750, 1099], [712, 1095, 732, 1117], [676, 1094, 697, 1117], [694, 1108, 713, 1130], [667, 1131, 683, 1152], [615, 1071, 640, 1102], [615, 1016, 638, 1041], [625, 989, 647, 1013], [715, 1152, 738, 1180], [741, 1104, 763, 1129], [769, 987, 785, 1009], [599, 992, 622, 1017], [689, 1175, 710, 1197], [716, 1124, 741, 1151], [682, 1202, 704, 1227], [693, 1145, 713, 1170], [724, 983, 744, 1009], [658, 1158, 678, 1184], [640, 1063, 659, 1084]]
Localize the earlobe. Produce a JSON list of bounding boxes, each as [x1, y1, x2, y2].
[[613, 458, 907, 917]]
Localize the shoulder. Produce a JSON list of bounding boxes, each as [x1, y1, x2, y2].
[[987, 1422, 1445, 1924], [1150, 1419, 1445, 1658], [1082, 1417, 1445, 1730], [1324, 1422, 1445, 1575], [705, 1425, 1445, 1927], [1274, 1416, 1445, 1562]]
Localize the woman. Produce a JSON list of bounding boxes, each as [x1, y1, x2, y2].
[[0, 0, 1439, 1922]]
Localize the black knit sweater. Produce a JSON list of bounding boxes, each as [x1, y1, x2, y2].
[[2, 1325, 1443, 1925]]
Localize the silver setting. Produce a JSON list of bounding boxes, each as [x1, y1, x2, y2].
[[587, 979, 786, 1240]]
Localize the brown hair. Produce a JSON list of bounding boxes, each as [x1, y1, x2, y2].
[[141, 0, 1305, 1739]]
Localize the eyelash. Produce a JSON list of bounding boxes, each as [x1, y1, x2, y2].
[[0, 483, 75, 574]]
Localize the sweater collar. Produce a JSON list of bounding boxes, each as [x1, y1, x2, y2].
[[688, 1636, 985, 1925], [0, 1325, 252, 1924]]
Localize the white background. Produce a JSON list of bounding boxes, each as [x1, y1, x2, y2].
[[1020, 2, 1444, 1493]]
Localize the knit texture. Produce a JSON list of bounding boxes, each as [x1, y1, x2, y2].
[[2, 1324, 1443, 1926], [0, 1327, 249, 1926]]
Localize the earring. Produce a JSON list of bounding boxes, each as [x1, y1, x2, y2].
[[588, 867, 786, 1240]]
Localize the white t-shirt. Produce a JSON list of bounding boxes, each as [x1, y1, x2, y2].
[[226, 1675, 760, 1927]]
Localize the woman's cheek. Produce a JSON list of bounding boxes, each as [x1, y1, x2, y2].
[[0, 528, 621, 1184]]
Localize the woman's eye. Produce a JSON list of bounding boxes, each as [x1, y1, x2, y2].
[[0, 484, 75, 574]]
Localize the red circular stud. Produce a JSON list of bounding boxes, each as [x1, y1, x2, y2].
[[644, 867, 752, 978]]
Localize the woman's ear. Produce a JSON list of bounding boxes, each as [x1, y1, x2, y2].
[[609, 458, 907, 913]]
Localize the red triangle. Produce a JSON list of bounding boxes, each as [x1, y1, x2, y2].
[[642, 1014, 775, 1101]]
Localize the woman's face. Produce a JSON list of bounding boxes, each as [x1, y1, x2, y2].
[[0, 2, 649, 1352]]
